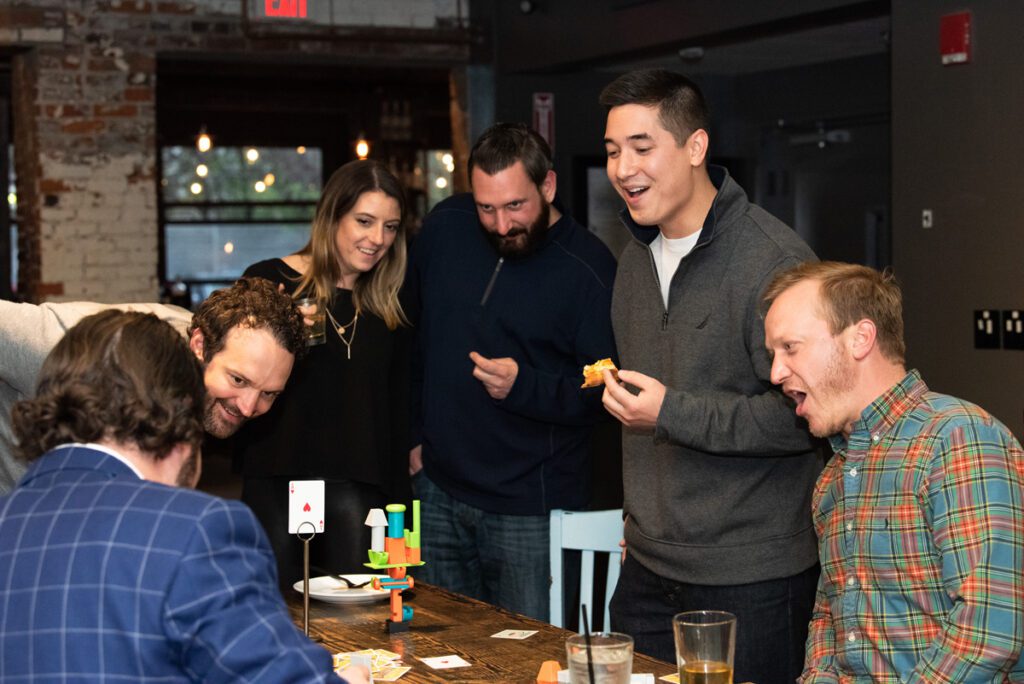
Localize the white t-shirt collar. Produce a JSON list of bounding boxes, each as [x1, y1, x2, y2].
[[53, 442, 145, 480]]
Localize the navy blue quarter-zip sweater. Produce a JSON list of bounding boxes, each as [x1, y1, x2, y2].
[[404, 193, 617, 515]]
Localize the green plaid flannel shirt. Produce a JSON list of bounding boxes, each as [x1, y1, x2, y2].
[[800, 370, 1023, 683]]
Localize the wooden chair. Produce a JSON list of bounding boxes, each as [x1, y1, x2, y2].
[[549, 508, 624, 631]]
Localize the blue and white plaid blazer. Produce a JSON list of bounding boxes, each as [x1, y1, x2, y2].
[[0, 445, 341, 683]]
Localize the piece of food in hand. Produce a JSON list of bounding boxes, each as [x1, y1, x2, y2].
[[581, 358, 619, 388]]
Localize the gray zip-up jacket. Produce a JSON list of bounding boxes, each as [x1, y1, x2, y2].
[[614, 165, 822, 585]]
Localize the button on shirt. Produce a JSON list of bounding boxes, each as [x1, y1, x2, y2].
[[800, 370, 1024, 684]]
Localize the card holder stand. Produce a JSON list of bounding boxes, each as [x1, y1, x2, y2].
[[296, 521, 322, 642]]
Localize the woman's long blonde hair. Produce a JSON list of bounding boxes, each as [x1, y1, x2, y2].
[[293, 160, 408, 330]]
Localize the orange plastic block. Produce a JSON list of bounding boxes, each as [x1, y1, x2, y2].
[[389, 591, 402, 623], [385, 536, 407, 564], [536, 660, 561, 684]]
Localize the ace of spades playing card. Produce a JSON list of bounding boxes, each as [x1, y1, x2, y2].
[[288, 480, 325, 534]]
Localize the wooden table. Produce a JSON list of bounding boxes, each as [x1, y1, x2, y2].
[[288, 581, 675, 683]]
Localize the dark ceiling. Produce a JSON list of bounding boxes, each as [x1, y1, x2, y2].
[[156, 56, 452, 149], [607, 14, 890, 76]]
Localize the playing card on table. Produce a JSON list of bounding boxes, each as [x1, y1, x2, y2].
[[334, 649, 406, 679], [376, 665, 412, 681], [419, 654, 471, 669], [491, 629, 537, 639], [288, 480, 324, 534]]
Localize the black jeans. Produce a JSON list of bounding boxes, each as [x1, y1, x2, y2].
[[242, 476, 387, 589], [610, 554, 818, 684]]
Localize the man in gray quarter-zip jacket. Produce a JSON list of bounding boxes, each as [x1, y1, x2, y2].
[[599, 69, 822, 684]]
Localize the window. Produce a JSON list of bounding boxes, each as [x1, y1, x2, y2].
[[424, 149, 455, 211], [160, 145, 322, 308]]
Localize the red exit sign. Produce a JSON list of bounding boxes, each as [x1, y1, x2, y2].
[[265, 0, 307, 18]]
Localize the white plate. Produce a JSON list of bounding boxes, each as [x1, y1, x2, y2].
[[292, 575, 391, 604]]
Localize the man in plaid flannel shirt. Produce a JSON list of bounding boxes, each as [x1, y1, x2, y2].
[[763, 261, 1023, 683]]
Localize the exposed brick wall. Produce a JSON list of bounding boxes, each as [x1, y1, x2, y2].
[[16, 1, 158, 302], [11, 52, 45, 297], [3, 0, 468, 302]]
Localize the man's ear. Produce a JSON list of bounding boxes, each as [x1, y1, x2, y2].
[[539, 169, 557, 204], [188, 328, 205, 363], [687, 129, 709, 167], [849, 319, 877, 361]]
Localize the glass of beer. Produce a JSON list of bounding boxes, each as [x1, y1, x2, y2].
[[296, 296, 326, 346], [565, 632, 633, 684], [673, 610, 736, 684]]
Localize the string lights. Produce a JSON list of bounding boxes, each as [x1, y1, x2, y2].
[[196, 126, 212, 153], [355, 134, 370, 160]]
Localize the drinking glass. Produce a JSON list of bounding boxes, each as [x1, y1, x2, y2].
[[565, 632, 633, 684], [296, 296, 326, 346], [673, 610, 736, 684]]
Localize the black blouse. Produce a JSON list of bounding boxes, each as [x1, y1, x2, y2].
[[237, 259, 411, 499]]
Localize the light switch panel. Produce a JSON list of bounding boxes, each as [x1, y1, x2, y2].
[[1002, 310, 1024, 350], [974, 310, 1001, 350]]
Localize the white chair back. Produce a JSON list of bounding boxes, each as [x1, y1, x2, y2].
[[549, 508, 624, 631]]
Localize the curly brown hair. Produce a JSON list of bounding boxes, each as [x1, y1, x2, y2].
[[12, 310, 206, 462], [187, 277, 306, 363]]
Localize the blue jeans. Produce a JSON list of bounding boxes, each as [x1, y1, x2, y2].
[[610, 554, 818, 684], [413, 471, 550, 621]]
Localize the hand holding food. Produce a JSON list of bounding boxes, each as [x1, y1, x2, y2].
[[581, 358, 618, 388]]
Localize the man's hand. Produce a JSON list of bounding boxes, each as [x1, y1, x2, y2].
[[601, 369, 666, 429], [338, 664, 371, 684], [469, 351, 519, 400], [409, 444, 423, 476]]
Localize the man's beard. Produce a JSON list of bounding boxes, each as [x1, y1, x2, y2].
[[486, 201, 550, 258], [202, 396, 246, 439], [809, 344, 857, 438]]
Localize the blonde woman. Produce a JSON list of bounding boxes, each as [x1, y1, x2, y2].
[[239, 160, 411, 586]]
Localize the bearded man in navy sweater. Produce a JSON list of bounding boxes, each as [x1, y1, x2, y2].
[[404, 122, 618, 620]]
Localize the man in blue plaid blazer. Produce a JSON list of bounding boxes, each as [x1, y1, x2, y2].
[[0, 311, 367, 683]]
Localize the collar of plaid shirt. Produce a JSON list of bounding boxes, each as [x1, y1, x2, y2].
[[828, 368, 926, 455]]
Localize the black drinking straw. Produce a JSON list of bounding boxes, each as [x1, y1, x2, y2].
[[581, 604, 596, 684]]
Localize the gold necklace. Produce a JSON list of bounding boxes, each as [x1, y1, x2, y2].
[[326, 307, 359, 359]]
